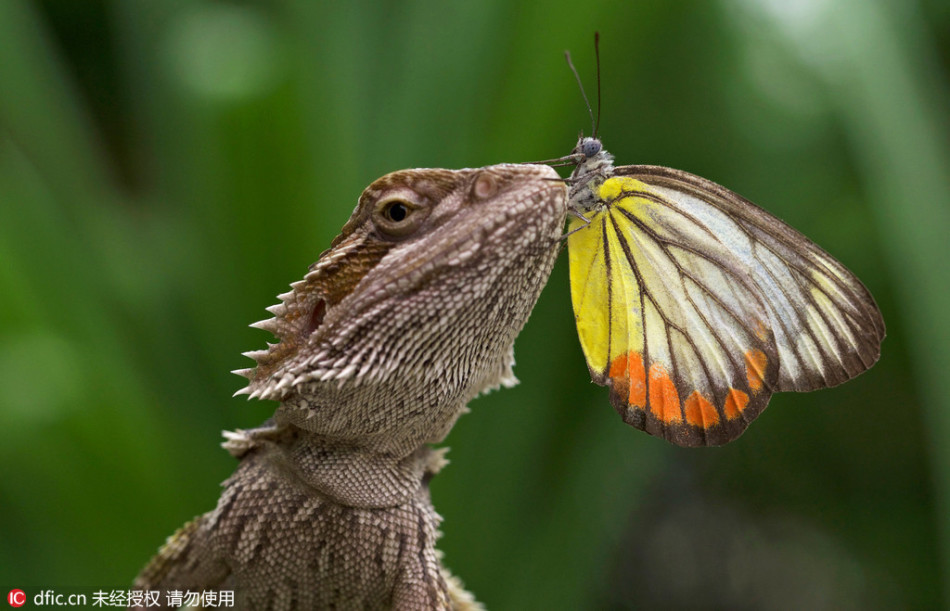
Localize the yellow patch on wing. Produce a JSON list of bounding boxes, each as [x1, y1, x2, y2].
[[568, 186, 646, 379], [568, 212, 611, 376]]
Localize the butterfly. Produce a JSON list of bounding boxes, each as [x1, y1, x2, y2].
[[562, 135, 885, 447]]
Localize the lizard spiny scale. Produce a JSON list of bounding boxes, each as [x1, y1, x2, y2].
[[134, 163, 567, 610]]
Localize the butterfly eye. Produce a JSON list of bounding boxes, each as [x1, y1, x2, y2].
[[373, 196, 429, 238], [580, 138, 602, 159]]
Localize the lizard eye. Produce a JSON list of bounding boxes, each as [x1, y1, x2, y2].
[[373, 196, 428, 238], [383, 201, 409, 222]]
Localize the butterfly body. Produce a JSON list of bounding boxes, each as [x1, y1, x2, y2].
[[568, 137, 614, 212], [565, 137, 884, 447]]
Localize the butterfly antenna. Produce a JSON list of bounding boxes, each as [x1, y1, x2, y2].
[[565, 49, 595, 138], [593, 31, 602, 139]]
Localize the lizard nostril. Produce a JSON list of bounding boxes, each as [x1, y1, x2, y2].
[[473, 172, 498, 200]]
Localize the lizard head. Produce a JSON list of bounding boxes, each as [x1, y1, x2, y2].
[[235, 163, 567, 451]]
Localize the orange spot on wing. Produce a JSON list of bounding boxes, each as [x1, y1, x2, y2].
[[724, 388, 750, 420], [609, 353, 628, 379], [609, 352, 646, 408], [627, 353, 646, 407], [648, 363, 682, 423], [745, 349, 768, 393], [608, 353, 630, 403], [684, 391, 719, 428]]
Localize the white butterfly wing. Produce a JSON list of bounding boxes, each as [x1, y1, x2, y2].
[[567, 164, 884, 446], [622, 165, 884, 392]]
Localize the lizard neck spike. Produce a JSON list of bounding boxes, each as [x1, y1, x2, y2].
[[235, 220, 388, 399]]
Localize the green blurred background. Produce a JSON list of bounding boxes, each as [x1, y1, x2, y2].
[[1, 0, 948, 608]]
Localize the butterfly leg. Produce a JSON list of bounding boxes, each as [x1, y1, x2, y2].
[[562, 209, 592, 240]]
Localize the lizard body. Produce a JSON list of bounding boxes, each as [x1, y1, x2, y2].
[[134, 163, 568, 609]]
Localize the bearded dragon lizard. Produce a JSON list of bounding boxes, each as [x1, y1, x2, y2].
[[133, 163, 568, 609]]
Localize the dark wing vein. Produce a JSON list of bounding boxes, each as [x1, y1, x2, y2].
[[608, 206, 746, 406], [612, 202, 764, 386]]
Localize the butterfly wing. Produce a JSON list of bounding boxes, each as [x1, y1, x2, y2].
[[567, 165, 884, 446]]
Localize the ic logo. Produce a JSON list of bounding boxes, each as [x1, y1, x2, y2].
[[7, 589, 25, 608]]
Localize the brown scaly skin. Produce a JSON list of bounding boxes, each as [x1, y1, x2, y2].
[[133, 163, 568, 609]]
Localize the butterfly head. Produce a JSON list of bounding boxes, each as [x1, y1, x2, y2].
[[571, 136, 613, 177], [576, 136, 602, 159], [568, 136, 615, 212]]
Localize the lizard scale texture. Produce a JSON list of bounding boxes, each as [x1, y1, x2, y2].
[[133, 163, 568, 609]]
